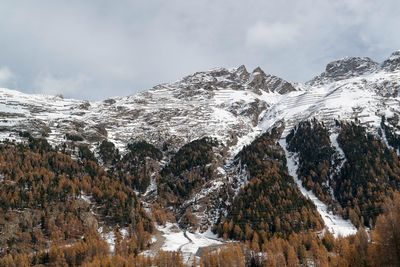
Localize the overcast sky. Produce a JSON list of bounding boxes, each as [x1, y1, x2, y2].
[[0, 0, 400, 100]]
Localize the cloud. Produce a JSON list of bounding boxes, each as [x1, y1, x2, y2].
[[246, 22, 300, 48], [34, 73, 90, 96], [0, 66, 14, 86], [0, 0, 400, 99]]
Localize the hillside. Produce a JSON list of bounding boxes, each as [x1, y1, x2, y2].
[[0, 50, 400, 266]]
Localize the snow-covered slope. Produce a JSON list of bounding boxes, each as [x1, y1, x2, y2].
[[0, 66, 292, 154], [1, 51, 399, 154], [260, 69, 400, 139]]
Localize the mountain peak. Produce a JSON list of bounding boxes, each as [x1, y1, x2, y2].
[[252, 66, 265, 75], [236, 64, 247, 73], [171, 66, 294, 95], [382, 50, 400, 71], [248, 67, 296, 94], [309, 56, 379, 85], [235, 65, 250, 80]]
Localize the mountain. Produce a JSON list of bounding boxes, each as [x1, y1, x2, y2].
[[0, 66, 290, 152], [307, 56, 379, 85], [1, 51, 400, 265], [1, 52, 399, 153]]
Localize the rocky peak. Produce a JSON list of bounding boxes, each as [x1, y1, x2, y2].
[[248, 67, 296, 94], [170, 65, 294, 96], [236, 65, 250, 81], [248, 67, 266, 93], [382, 50, 400, 71], [309, 57, 379, 85]]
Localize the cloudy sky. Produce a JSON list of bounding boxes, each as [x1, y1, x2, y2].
[[0, 0, 400, 100]]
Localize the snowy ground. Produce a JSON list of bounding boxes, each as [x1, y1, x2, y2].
[[155, 222, 224, 263], [279, 139, 357, 237], [98, 227, 116, 253]]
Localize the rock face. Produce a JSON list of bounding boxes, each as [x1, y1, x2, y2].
[[309, 57, 379, 85], [248, 67, 296, 94], [382, 50, 400, 71]]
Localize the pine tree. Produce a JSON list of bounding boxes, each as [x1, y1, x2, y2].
[[369, 193, 400, 266], [286, 246, 299, 267]]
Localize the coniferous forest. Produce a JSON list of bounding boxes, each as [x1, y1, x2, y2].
[[1, 118, 400, 266], [215, 127, 323, 244]]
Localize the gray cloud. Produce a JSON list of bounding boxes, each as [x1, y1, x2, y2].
[[0, 0, 400, 100], [246, 22, 300, 48], [0, 66, 15, 85]]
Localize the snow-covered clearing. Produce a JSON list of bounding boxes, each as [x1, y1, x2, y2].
[[156, 222, 224, 263]]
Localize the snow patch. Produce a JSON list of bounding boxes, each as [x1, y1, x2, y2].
[[98, 227, 116, 253], [157, 222, 224, 262], [78, 191, 91, 203], [330, 132, 347, 174]]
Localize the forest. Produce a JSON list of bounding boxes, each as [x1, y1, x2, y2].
[[287, 120, 400, 228], [0, 135, 153, 266], [214, 126, 323, 244], [286, 120, 336, 206], [335, 122, 400, 227], [159, 137, 221, 206], [1, 120, 400, 266], [2, 189, 400, 266]]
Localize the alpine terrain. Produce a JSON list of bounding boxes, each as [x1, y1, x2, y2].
[[1, 50, 400, 266]]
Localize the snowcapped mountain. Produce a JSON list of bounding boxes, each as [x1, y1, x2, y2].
[[1, 51, 399, 155], [0, 65, 296, 155], [1, 50, 400, 250]]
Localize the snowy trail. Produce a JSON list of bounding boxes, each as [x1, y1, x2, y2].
[[179, 231, 193, 251], [278, 139, 357, 237]]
